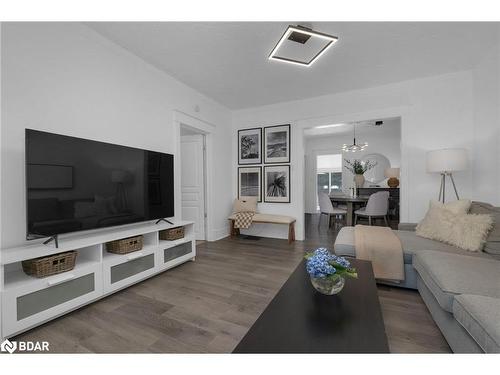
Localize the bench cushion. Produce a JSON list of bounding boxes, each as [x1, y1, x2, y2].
[[413, 251, 500, 312], [229, 213, 295, 224], [453, 294, 500, 353]]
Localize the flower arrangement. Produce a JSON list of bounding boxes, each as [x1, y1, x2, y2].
[[305, 248, 358, 280], [344, 159, 377, 175]]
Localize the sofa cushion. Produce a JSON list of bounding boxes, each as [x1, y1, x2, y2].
[[453, 294, 500, 353], [470, 202, 500, 255], [333, 227, 490, 264], [413, 251, 500, 312]]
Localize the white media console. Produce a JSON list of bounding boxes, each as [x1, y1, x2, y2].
[[0, 220, 195, 340]]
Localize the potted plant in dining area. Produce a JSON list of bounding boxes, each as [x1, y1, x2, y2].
[[344, 159, 377, 188]]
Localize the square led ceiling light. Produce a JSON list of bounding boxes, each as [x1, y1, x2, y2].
[[269, 25, 338, 67]]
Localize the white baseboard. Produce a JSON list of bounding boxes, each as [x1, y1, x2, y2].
[[209, 227, 230, 242]]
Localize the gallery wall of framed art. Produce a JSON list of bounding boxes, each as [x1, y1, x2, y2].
[[236, 124, 291, 204]]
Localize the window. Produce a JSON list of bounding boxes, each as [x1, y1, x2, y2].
[[317, 172, 342, 194], [316, 154, 342, 194], [317, 172, 330, 194], [316, 154, 343, 210], [330, 172, 342, 191]]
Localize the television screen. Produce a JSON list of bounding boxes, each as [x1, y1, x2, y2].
[[26, 129, 174, 239]]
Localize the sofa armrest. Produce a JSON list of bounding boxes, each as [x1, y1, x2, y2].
[[398, 222, 418, 231]]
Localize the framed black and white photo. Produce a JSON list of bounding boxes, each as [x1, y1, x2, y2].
[[238, 166, 262, 202], [238, 128, 262, 165], [264, 124, 290, 164], [264, 165, 290, 203]]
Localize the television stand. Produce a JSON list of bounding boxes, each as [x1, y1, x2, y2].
[[155, 218, 174, 225], [42, 234, 59, 248], [0, 220, 195, 340]]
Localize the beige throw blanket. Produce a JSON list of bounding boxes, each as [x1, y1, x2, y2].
[[234, 212, 255, 229], [354, 225, 405, 281]]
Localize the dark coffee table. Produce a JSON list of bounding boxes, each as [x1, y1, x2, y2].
[[233, 258, 389, 353]]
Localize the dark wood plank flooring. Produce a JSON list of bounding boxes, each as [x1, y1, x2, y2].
[[14, 214, 451, 353]]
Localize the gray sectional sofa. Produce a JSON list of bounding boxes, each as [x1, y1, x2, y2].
[[333, 202, 500, 353]]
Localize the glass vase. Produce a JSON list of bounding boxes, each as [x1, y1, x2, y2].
[[310, 274, 345, 295]]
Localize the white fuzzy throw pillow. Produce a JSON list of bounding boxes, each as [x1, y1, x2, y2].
[[416, 203, 493, 252], [431, 199, 471, 214]]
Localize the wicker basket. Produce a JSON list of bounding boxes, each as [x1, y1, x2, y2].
[[22, 251, 77, 278], [160, 227, 184, 241], [106, 235, 143, 254]]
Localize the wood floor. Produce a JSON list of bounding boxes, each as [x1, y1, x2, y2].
[[14, 215, 451, 353]]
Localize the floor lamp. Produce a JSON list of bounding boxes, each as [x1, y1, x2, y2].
[[426, 148, 468, 203]]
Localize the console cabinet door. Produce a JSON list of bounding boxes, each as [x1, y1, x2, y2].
[[2, 264, 102, 338], [103, 249, 157, 294], [158, 240, 195, 271]]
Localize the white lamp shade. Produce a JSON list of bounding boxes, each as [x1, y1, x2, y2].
[[384, 167, 400, 178], [426, 148, 468, 173]]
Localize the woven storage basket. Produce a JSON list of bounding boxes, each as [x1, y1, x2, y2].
[[160, 227, 184, 241], [22, 251, 77, 278], [106, 235, 143, 254]]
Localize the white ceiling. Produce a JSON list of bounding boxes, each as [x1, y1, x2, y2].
[[304, 117, 400, 138], [86, 22, 498, 109]]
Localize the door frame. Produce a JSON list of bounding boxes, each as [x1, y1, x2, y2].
[[174, 110, 215, 241], [298, 106, 409, 237], [180, 133, 207, 241]]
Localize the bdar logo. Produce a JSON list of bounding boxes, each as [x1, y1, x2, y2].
[[1, 339, 17, 354]]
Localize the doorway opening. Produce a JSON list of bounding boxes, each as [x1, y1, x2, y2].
[[180, 125, 208, 242], [304, 116, 402, 233]]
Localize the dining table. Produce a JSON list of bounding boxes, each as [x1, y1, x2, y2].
[[329, 194, 370, 226]]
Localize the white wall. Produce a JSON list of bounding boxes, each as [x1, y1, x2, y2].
[[472, 32, 500, 206], [1, 22, 232, 248], [233, 70, 485, 240], [2, 23, 499, 247], [304, 119, 401, 213]]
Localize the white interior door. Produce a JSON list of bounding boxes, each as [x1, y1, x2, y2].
[[181, 134, 206, 240]]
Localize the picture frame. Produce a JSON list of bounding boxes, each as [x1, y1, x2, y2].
[[238, 166, 262, 202], [264, 165, 290, 203], [238, 127, 262, 165], [264, 124, 290, 164]]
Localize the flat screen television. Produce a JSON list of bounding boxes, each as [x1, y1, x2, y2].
[[26, 129, 174, 240]]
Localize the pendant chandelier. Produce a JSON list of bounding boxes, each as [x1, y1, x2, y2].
[[342, 123, 368, 152]]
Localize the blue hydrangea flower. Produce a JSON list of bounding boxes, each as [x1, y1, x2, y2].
[[330, 254, 351, 268], [305, 248, 351, 278]]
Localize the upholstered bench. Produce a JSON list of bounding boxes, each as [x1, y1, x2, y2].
[[228, 213, 296, 244]]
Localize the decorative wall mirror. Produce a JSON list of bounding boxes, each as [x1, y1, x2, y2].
[[361, 153, 390, 184]]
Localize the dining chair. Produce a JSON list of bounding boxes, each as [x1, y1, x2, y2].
[[354, 191, 390, 226], [318, 192, 347, 228], [329, 190, 348, 210]]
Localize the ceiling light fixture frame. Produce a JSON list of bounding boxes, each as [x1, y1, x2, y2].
[[268, 25, 338, 67]]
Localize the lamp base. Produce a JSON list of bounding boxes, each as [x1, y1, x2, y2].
[[387, 177, 399, 188], [438, 172, 460, 203]]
